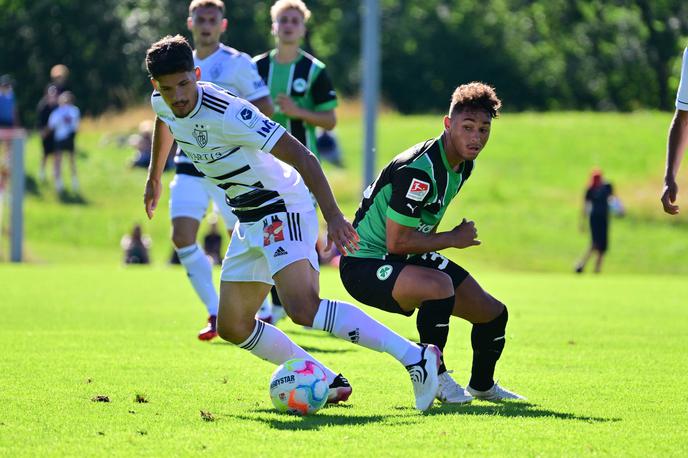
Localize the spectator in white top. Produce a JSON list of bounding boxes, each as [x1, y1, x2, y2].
[[48, 91, 80, 193]]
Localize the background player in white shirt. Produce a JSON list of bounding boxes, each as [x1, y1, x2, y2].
[[168, 0, 274, 341], [662, 46, 688, 215], [143, 35, 442, 411], [47, 91, 80, 192]]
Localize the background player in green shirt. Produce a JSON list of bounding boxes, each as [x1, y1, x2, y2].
[[254, 0, 338, 322], [253, 0, 337, 158], [340, 82, 525, 404]]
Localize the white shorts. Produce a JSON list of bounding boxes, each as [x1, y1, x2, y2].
[[220, 209, 319, 284], [169, 173, 238, 229]]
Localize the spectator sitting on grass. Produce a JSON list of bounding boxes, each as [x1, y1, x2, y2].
[[121, 224, 152, 264]]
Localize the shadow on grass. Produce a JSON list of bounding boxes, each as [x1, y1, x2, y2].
[[59, 190, 89, 205], [395, 401, 620, 423], [227, 407, 405, 431]]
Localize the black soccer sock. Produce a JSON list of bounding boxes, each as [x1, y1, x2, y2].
[[416, 296, 455, 374], [270, 286, 282, 307], [469, 306, 508, 391]]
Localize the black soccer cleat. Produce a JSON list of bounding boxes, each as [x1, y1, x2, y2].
[[327, 374, 352, 404]]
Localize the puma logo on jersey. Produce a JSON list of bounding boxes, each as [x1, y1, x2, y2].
[[406, 203, 418, 213]]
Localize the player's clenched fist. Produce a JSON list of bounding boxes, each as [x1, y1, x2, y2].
[[450, 218, 481, 249]]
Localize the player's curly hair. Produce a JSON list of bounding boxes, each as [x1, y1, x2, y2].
[[145, 35, 195, 79], [189, 0, 224, 16], [449, 82, 502, 118], [271, 0, 311, 22]]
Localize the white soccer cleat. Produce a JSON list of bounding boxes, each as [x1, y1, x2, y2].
[[436, 371, 473, 404], [405, 344, 441, 411], [466, 382, 526, 401]]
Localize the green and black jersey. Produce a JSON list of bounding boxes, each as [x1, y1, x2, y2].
[[253, 49, 337, 158], [351, 135, 474, 259]]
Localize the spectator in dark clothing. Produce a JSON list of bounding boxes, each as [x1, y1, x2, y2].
[[121, 224, 151, 264], [129, 120, 154, 169], [575, 169, 622, 273], [37, 85, 59, 182]]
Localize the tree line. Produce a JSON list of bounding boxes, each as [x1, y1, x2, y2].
[[2, 0, 687, 126]]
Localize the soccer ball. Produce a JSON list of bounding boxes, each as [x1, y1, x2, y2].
[[269, 358, 329, 416]]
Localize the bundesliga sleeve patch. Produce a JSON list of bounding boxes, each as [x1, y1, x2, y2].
[[237, 107, 259, 128], [405, 178, 430, 201]]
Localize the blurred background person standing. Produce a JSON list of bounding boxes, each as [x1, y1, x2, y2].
[[48, 91, 80, 193], [575, 169, 622, 274]]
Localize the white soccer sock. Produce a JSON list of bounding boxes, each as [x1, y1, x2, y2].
[[238, 320, 337, 383], [176, 244, 219, 316], [313, 299, 421, 366]]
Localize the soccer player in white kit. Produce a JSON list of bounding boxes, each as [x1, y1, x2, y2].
[[662, 46, 688, 215], [169, 0, 274, 341], [143, 35, 442, 411]]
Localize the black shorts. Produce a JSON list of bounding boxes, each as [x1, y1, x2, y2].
[[42, 135, 56, 156], [339, 253, 469, 316], [55, 133, 75, 153], [589, 215, 609, 253]]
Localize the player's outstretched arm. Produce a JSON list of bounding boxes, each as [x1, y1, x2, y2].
[[144, 116, 174, 219], [270, 132, 358, 254], [662, 109, 688, 215], [386, 218, 480, 255]]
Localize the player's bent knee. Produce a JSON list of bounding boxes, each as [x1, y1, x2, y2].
[[422, 272, 455, 299]]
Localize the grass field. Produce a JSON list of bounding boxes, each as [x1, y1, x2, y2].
[[1, 265, 687, 456], [1, 109, 688, 455]]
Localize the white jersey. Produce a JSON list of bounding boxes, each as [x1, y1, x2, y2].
[[676, 47, 688, 111], [152, 82, 313, 222], [195, 44, 269, 101], [177, 44, 271, 172], [48, 104, 80, 141]]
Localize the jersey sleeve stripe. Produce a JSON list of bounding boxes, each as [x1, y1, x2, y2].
[[202, 98, 228, 111], [203, 91, 231, 106], [386, 207, 420, 227], [201, 101, 226, 114], [260, 126, 283, 151]]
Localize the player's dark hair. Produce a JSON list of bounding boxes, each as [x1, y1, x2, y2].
[[449, 82, 502, 118], [145, 35, 195, 79]]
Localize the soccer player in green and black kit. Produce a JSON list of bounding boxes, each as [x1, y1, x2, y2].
[[254, 0, 338, 322], [340, 83, 525, 404], [253, 0, 337, 158]]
